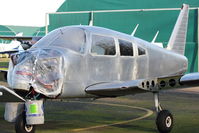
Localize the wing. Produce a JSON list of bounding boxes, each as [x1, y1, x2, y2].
[[86, 73, 199, 97], [0, 36, 41, 41], [85, 79, 157, 97], [0, 36, 42, 49], [0, 86, 25, 102], [0, 50, 19, 54]]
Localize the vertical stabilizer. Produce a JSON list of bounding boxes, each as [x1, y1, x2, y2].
[[167, 4, 189, 55]]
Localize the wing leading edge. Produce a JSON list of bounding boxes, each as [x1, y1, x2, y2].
[[0, 36, 42, 41], [85, 79, 158, 97], [0, 86, 25, 102], [86, 73, 199, 97]]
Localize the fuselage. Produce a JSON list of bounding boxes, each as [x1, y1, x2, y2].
[[7, 26, 188, 99]]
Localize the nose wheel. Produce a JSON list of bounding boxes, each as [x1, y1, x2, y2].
[[15, 113, 35, 133], [154, 93, 173, 133]]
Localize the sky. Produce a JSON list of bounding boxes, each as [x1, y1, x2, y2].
[[0, 0, 65, 27]]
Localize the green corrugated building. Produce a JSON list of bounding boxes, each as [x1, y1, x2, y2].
[[0, 25, 41, 36], [47, 0, 199, 73]]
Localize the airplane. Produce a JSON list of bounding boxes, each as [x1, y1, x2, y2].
[[0, 34, 42, 79], [0, 4, 198, 133], [0, 32, 24, 55], [0, 34, 42, 55]]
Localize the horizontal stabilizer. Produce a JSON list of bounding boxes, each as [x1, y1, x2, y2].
[[180, 72, 199, 86], [167, 4, 189, 55]]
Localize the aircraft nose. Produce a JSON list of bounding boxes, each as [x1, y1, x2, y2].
[[8, 49, 65, 98]]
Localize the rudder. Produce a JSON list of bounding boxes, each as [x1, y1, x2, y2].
[[167, 4, 189, 55]]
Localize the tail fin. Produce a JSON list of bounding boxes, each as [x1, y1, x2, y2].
[[167, 4, 189, 55]]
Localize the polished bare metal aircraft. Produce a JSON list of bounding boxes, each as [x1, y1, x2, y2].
[[0, 4, 197, 133]]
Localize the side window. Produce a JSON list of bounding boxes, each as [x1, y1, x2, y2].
[[91, 35, 116, 55], [138, 46, 146, 55], [119, 39, 133, 56]]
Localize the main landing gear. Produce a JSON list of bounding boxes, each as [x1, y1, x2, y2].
[[153, 93, 173, 133]]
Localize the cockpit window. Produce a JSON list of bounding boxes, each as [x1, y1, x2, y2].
[[33, 27, 86, 54], [91, 35, 116, 55], [138, 46, 146, 55], [119, 39, 133, 56]]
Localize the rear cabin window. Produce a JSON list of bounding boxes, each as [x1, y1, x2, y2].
[[91, 35, 116, 55], [138, 46, 146, 55], [119, 39, 133, 56]]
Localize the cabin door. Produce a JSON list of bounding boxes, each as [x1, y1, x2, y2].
[[88, 34, 119, 83]]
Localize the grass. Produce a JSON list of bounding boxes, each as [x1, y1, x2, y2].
[[0, 91, 198, 133], [0, 58, 9, 70], [0, 49, 198, 133]]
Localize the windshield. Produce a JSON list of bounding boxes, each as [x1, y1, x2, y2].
[[33, 27, 86, 53]]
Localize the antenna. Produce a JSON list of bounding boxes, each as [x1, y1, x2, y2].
[[151, 31, 163, 48], [151, 31, 159, 43], [131, 24, 139, 36]]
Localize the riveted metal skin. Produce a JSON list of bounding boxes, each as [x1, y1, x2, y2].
[[7, 26, 188, 98]]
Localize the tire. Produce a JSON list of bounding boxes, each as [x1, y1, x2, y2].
[[15, 113, 36, 133], [156, 110, 173, 133]]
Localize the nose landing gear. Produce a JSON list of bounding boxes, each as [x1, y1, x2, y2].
[[15, 113, 35, 133]]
